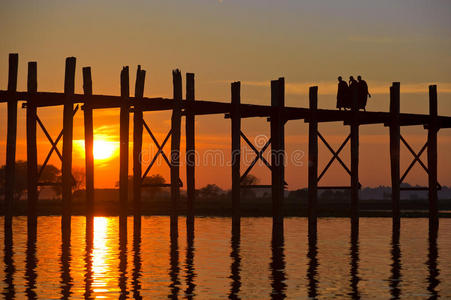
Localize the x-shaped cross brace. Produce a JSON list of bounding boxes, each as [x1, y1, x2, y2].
[[240, 131, 287, 186], [317, 131, 354, 184], [142, 121, 183, 187], [400, 135, 441, 188], [37, 105, 79, 183]]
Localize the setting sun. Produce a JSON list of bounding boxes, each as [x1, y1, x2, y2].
[[75, 135, 119, 162]]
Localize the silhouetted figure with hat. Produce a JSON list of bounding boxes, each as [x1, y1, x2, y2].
[[348, 76, 358, 110], [336, 76, 349, 111], [357, 75, 371, 111]]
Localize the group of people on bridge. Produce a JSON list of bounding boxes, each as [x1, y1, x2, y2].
[[337, 75, 371, 111]]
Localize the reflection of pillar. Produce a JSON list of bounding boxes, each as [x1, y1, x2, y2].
[[5, 53, 18, 230], [84, 217, 94, 299], [62, 57, 76, 229], [389, 224, 401, 299], [231, 82, 241, 224], [25, 219, 38, 299], [27, 61, 38, 227], [186, 73, 196, 225], [427, 225, 439, 298], [4, 225, 15, 298], [119, 66, 130, 226], [83, 67, 94, 218], [428, 85, 438, 230], [61, 224, 72, 299], [132, 220, 142, 299], [229, 222, 241, 299], [270, 223, 286, 298], [389, 83, 401, 228], [185, 222, 196, 299], [307, 231, 318, 299], [350, 222, 360, 299], [171, 70, 182, 227], [169, 223, 180, 298], [271, 78, 285, 227], [119, 219, 128, 299], [308, 86, 318, 236]]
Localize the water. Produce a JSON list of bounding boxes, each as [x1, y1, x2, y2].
[[0, 216, 450, 299]]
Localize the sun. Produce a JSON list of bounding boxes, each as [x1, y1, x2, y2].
[[93, 139, 118, 161], [75, 135, 119, 162]]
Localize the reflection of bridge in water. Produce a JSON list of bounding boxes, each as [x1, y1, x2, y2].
[[1, 53, 450, 237]]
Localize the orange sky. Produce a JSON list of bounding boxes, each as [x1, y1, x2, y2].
[[1, 0, 450, 189]]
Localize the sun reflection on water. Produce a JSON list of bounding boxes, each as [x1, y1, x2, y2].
[[91, 217, 119, 297]]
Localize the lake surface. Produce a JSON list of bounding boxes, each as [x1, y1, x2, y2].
[[0, 216, 450, 299]]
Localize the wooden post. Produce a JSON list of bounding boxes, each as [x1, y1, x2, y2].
[[350, 83, 359, 227], [171, 70, 182, 228], [428, 85, 438, 229], [186, 73, 195, 225], [308, 86, 318, 236], [5, 53, 18, 229], [83, 67, 94, 218], [390, 82, 401, 228], [62, 57, 76, 229], [270, 78, 285, 226], [27, 61, 38, 226], [231, 81, 241, 224], [120, 66, 130, 225], [133, 66, 145, 220]]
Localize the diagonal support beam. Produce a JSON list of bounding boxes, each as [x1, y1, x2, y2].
[[240, 131, 272, 169], [317, 134, 351, 182], [142, 122, 183, 187], [400, 135, 441, 189], [37, 105, 79, 180], [317, 131, 351, 177]]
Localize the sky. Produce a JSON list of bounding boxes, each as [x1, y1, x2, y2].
[[1, 0, 451, 189]]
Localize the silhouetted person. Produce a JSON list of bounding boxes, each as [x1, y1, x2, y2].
[[357, 75, 371, 111], [348, 76, 358, 110], [336, 76, 349, 111]]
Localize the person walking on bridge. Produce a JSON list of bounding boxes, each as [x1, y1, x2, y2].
[[357, 75, 371, 111], [336, 76, 349, 111]]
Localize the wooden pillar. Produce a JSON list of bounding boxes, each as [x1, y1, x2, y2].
[[308, 86, 318, 236], [83, 67, 94, 218], [27, 61, 38, 226], [231, 81, 241, 224], [271, 78, 285, 226], [389, 82, 401, 228], [62, 57, 76, 228], [120, 66, 130, 225], [171, 70, 182, 227], [428, 85, 438, 229], [133, 66, 145, 220], [5, 53, 18, 229], [186, 73, 195, 225], [350, 83, 360, 227]]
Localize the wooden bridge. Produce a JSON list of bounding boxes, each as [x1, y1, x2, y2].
[[1, 53, 450, 235]]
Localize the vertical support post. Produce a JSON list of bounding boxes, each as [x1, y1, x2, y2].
[[308, 86, 318, 236], [428, 85, 438, 230], [133, 66, 145, 221], [5, 53, 18, 230], [231, 81, 241, 224], [350, 82, 360, 229], [120, 66, 130, 226], [62, 57, 76, 229], [27, 61, 38, 227], [271, 78, 285, 226], [83, 67, 94, 218], [390, 82, 401, 228], [186, 73, 195, 225], [171, 69, 182, 228]]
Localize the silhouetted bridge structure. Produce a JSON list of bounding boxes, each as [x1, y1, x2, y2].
[[1, 54, 450, 236]]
